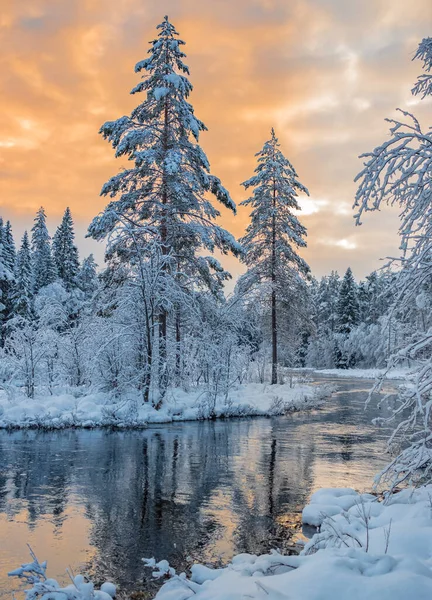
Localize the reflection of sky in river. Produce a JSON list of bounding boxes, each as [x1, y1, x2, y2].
[[0, 378, 398, 596]]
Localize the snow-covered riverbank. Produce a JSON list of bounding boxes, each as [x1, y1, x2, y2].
[[146, 485, 432, 600], [310, 368, 408, 380], [0, 382, 334, 429]]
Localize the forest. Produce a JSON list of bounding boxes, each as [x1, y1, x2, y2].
[[0, 23, 428, 408], [0, 205, 408, 400]]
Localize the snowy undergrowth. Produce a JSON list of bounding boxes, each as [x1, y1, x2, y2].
[[144, 486, 432, 600], [0, 382, 334, 429]]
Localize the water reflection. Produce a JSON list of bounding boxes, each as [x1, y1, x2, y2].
[[0, 378, 397, 596]]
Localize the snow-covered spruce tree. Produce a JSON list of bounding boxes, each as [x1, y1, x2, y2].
[[306, 272, 341, 368], [31, 207, 57, 293], [354, 37, 432, 489], [239, 129, 310, 384], [335, 267, 360, 368], [77, 254, 98, 300], [3, 221, 16, 273], [336, 267, 359, 334], [53, 207, 80, 291], [0, 219, 15, 343], [88, 16, 240, 403], [12, 231, 34, 322]]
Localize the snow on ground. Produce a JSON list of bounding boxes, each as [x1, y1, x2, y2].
[[310, 367, 409, 380], [146, 485, 432, 600], [0, 382, 334, 429]]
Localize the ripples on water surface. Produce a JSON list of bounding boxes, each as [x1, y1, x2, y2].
[[0, 378, 399, 596]]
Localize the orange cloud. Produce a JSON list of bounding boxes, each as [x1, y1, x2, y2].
[[0, 0, 430, 280]]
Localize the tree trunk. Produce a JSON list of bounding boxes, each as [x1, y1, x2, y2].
[[158, 97, 169, 405], [271, 179, 278, 385], [271, 286, 277, 384], [175, 306, 181, 386]]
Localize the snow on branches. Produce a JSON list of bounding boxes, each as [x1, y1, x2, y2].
[[9, 545, 116, 600], [239, 129, 310, 384], [87, 16, 241, 403], [354, 37, 432, 491]]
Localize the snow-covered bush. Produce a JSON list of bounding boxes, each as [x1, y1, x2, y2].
[[8, 546, 116, 600]]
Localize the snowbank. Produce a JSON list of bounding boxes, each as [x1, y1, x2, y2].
[[0, 382, 333, 429], [146, 485, 432, 600], [311, 368, 409, 380], [301, 487, 376, 527]]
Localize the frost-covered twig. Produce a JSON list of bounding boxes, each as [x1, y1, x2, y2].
[[354, 37, 432, 492], [8, 547, 116, 599]]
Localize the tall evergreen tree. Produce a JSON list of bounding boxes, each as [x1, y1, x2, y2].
[[316, 271, 341, 334], [334, 267, 359, 368], [0, 219, 14, 340], [88, 16, 240, 402], [3, 221, 16, 273], [12, 231, 33, 321], [53, 207, 80, 291], [77, 254, 98, 299], [31, 207, 56, 293], [239, 129, 310, 384], [0, 220, 16, 341], [336, 267, 360, 334]]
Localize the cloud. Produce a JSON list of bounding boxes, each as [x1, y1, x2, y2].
[[0, 0, 430, 280]]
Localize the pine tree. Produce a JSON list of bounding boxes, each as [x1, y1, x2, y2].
[[0, 219, 16, 340], [12, 231, 34, 321], [316, 271, 340, 334], [53, 207, 80, 291], [334, 267, 359, 368], [239, 129, 310, 384], [31, 207, 56, 293], [336, 267, 359, 334], [77, 254, 98, 298], [88, 16, 240, 402], [3, 221, 16, 273], [0, 220, 17, 339]]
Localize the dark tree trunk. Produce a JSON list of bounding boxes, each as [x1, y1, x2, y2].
[[175, 306, 181, 385], [271, 180, 278, 385], [157, 97, 169, 405], [271, 286, 277, 384]]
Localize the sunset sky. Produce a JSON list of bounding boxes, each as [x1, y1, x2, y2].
[[1, 0, 431, 282]]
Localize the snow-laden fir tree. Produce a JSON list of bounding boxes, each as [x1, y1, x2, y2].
[[239, 129, 310, 384], [12, 231, 33, 322], [334, 267, 360, 368], [354, 37, 432, 489], [88, 16, 240, 402], [77, 254, 98, 299], [336, 267, 359, 335], [0, 220, 16, 342], [317, 271, 340, 334], [305, 271, 341, 368], [53, 207, 80, 291], [3, 221, 15, 274], [358, 270, 394, 326], [31, 207, 57, 293]]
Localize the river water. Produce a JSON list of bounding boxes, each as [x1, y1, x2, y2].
[[0, 377, 398, 596]]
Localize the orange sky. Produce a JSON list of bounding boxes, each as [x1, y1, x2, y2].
[[0, 0, 431, 281]]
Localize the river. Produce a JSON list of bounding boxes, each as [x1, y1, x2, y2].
[[0, 377, 399, 596]]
